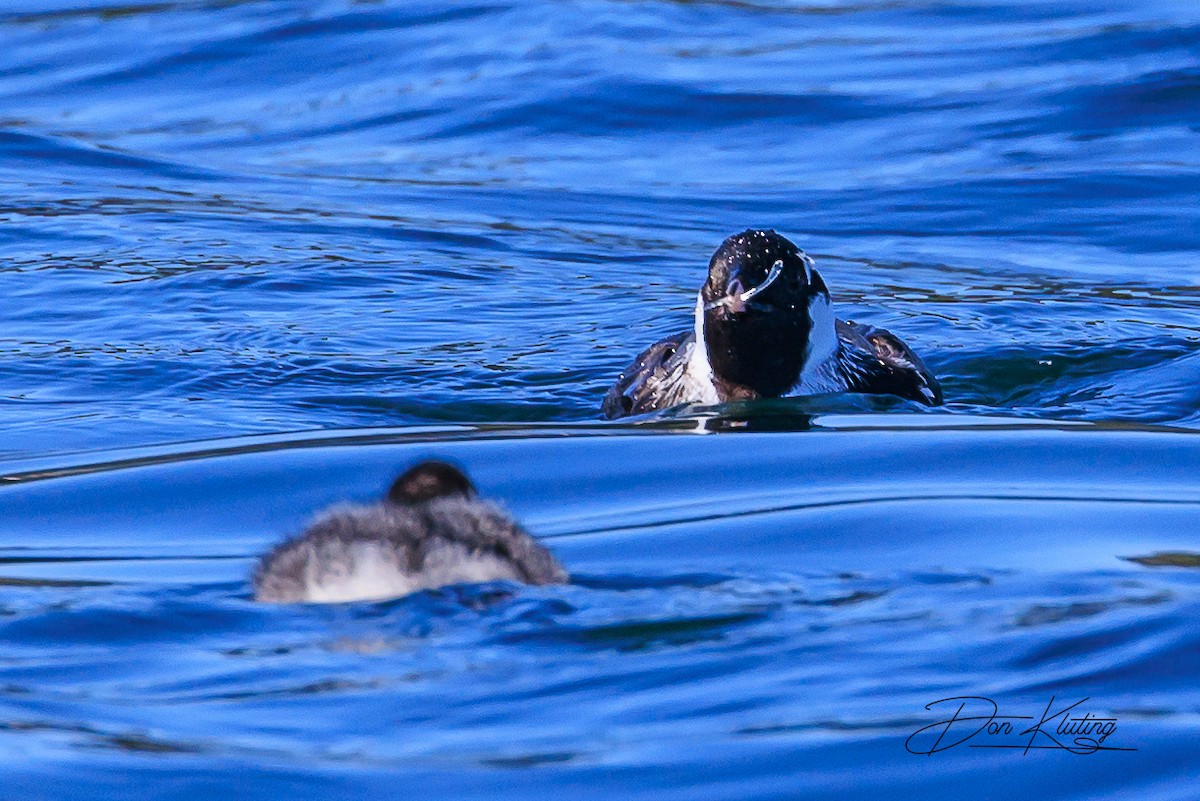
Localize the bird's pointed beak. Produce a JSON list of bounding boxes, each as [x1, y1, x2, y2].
[[704, 259, 785, 314], [722, 273, 749, 314]]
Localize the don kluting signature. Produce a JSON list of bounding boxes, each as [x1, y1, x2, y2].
[[906, 696, 1136, 755]]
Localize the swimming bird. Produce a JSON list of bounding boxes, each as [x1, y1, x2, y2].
[[253, 461, 568, 603], [602, 229, 942, 418]]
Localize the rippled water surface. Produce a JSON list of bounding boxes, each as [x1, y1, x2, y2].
[[1, 1, 1199, 797]]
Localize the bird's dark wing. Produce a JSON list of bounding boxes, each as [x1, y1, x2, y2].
[[601, 331, 693, 419], [837, 320, 943, 406]]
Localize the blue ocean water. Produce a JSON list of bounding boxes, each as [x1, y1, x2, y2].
[[1, 1, 1199, 797]]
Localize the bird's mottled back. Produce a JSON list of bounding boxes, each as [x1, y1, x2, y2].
[[253, 462, 567, 604]]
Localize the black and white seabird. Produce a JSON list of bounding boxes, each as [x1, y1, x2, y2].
[[253, 461, 568, 604], [602, 229, 942, 418]]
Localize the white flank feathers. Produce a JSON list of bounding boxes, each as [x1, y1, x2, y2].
[[681, 291, 722, 404], [790, 290, 845, 396]]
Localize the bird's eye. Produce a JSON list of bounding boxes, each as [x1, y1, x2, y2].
[[662, 346, 675, 359]]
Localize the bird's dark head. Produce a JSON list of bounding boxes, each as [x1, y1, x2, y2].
[[699, 229, 831, 397], [387, 461, 476, 505]]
